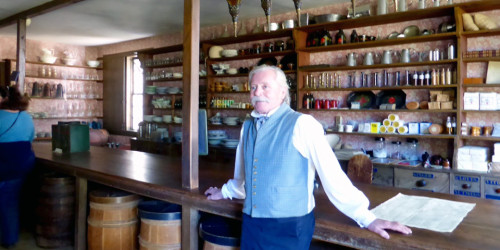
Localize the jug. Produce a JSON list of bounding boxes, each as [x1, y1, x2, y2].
[[399, 48, 415, 63], [42, 83, 51, 97], [381, 50, 395, 64], [363, 52, 378, 66], [31, 82, 41, 97], [346, 52, 358, 66], [56, 83, 64, 98], [377, 0, 388, 15], [398, 0, 408, 12]]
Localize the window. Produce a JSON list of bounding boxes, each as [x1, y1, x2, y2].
[[125, 56, 143, 131]]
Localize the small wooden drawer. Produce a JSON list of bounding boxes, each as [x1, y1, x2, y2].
[[394, 168, 449, 193], [372, 165, 394, 187], [452, 174, 481, 198], [484, 177, 500, 200]]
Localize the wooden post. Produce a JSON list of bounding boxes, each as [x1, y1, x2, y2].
[[182, 1, 200, 249], [182, 0, 200, 189], [74, 177, 88, 250], [16, 18, 26, 92]]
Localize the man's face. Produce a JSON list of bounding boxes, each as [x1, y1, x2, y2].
[[250, 69, 286, 115]]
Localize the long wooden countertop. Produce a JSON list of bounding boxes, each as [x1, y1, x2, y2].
[[33, 143, 500, 250]]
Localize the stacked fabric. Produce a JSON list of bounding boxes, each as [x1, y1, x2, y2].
[[457, 146, 489, 172]]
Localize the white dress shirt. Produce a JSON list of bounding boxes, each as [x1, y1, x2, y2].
[[221, 106, 377, 227]]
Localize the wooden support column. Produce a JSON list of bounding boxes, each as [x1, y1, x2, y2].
[[182, 0, 200, 189], [74, 177, 88, 250], [16, 18, 26, 92], [182, 0, 200, 249]]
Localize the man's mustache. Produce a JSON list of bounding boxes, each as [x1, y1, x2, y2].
[[251, 96, 270, 106]]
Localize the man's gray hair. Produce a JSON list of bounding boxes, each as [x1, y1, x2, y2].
[[248, 65, 290, 105]]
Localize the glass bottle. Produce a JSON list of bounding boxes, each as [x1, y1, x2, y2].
[[350, 29, 359, 43], [335, 29, 346, 45], [320, 29, 332, 46], [446, 116, 452, 134], [373, 137, 387, 158], [452, 117, 457, 134]]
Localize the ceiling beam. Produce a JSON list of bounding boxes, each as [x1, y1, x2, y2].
[[0, 0, 86, 29]]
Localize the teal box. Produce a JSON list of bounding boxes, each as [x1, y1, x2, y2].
[[52, 123, 90, 153]]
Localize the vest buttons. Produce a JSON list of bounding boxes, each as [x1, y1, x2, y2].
[[253, 165, 257, 169], [253, 185, 256, 189], [253, 171, 257, 175], [253, 205, 257, 208], [254, 158, 258, 162], [253, 178, 257, 182], [253, 192, 256, 195]]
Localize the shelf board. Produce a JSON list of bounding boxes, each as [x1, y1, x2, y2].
[[143, 62, 183, 68], [207, 70, 296, 78], [34, 137, 52, 141], [461, 28, 500, 38], [463, 57, 500, 63], [26, 75, 100, 82], [296, 5, 455, 33], [202, 29, 293, 45], [29, 97, 103, 101], [208, 124, 242, 128], [152, 107, 175, 110], [460, 135, 500, 142], [208, 108, 252, 111], [299, 32, 457, 53], [327, 131, 455, 140], [137, 44, 183, 55], [209, 91, 250, 94], [32, 116, 103, 120], [299, 108, 457, 113], [145, 92, 183, 96], [209, 50, 295, 62], [7, 59, 102, 70], [298, 59, 457, 72], [462, 83, 500, 88], [461, 110, 499, 113], [302, 84, 458, 92], [145, 78, 183, 82]]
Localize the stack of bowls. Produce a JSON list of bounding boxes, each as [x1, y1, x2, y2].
[[152, 116, 162, 123], [223, 117, 239, 126], [167, 87, 181, 94], [146, 86, 157, 95], [208, 130, 227, 146], [156, 87, 168, 94], [221, 49, 238, 57], [144, 115, 154, 122], [222, 139, 239, 148], [174, 132, 182, 143]]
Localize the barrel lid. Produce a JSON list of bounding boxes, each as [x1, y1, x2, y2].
[[138, 200, 181, 220], [199, 216, 241, 247], [89, 190, 139, 203]]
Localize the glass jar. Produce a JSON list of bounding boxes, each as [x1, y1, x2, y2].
[[391, 141, 402, 160], [373, 137, 387, 158], [405, 138, 419, 161]]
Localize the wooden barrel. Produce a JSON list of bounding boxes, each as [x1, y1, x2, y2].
[[35, 173, 75, 248], [87, 190, 140, 250], [200, 216, 241, 250], [138, 200, 182, 250]]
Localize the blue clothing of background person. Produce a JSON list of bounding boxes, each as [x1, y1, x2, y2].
[[0, 85, 35, 248]]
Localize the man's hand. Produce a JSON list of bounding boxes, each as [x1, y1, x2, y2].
[[367, 219, 412, 239], [204, 187, 224, 200]]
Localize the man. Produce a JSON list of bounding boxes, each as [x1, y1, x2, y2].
[[205, 65, 411, 249]]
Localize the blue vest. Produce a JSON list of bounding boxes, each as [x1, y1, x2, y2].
[[242, 104, 309, 218]]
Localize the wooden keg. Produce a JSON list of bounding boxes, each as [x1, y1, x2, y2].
[[200, 216, 241, 250], [138, 200, 182, 250], [87, 190, 140, 250], [35, 173, 75, 248]]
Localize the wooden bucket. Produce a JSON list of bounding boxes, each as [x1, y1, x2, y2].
[[35, 173, 75, 248], [87, 190, 140, 250], [200, 216, 241, 250], [138, 200, 182, 250]]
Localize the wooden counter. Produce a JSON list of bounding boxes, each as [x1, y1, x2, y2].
[[33, 143, 500, 250]]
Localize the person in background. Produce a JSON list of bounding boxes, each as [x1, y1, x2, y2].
[[0, 85, 35, 248], [205, 65, 411, 249]]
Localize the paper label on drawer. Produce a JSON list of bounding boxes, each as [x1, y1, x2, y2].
[[454, 176, 479, 182], [454, 190, 481, 197], [413, 172, 434, 179], [485, 179, 500, 186]]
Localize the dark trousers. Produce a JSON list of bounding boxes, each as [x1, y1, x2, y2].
[[0, 178, 23, 246], [241, 212, 315, 250]]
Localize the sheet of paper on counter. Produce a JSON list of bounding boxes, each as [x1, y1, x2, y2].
[[370, 193, 476, 233]]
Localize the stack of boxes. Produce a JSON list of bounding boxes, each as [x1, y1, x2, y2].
[[492, 143, 500, 173], [464, 92, 500, 110], [428, 90, 455, 110], [457, 146, 489, 172]]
